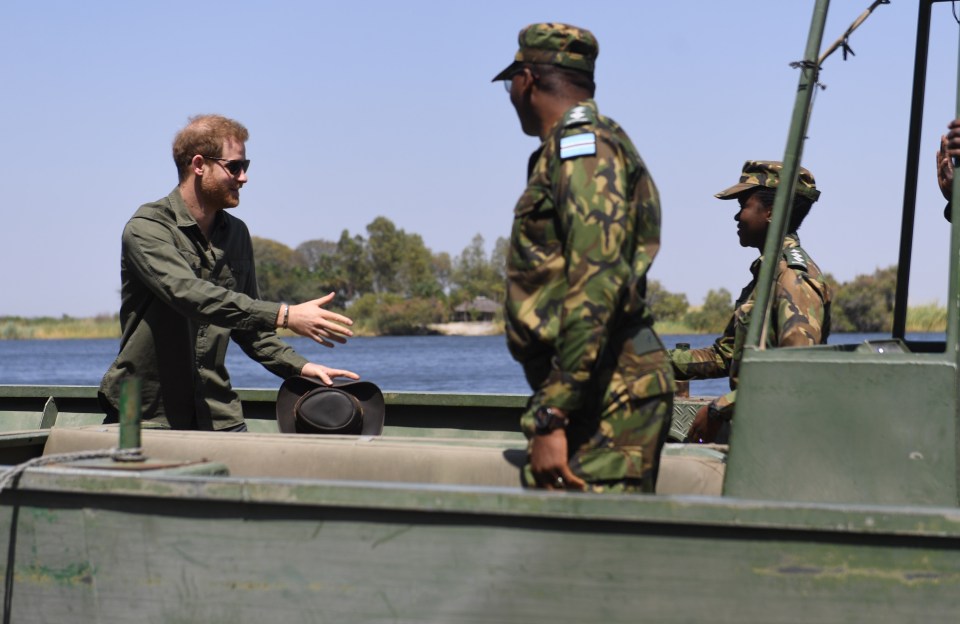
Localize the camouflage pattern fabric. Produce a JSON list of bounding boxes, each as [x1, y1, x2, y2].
[[670, 234, 831, 418], [521, 390, 673, 493], [492, 23, 599, 81], [714, 160, 821, 201], [506, 99, 675, 492]]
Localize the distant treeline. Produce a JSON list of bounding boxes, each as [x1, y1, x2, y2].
[[0, 314, 120, 340], [256, 215, 942, 335], [0, 216, 946, 338], [254, 216, 508, 335], [649, 265, 946, 335]]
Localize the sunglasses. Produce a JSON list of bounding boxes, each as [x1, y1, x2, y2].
[[501, 67, 537, 93], [202, 155, 251, 176]]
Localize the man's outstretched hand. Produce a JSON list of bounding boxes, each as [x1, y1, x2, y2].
[[284, 292, 354, 348]]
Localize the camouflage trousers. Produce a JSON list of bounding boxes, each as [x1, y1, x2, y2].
[[520, 324, 674, 493]]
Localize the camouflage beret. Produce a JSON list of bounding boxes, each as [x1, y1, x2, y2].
[[492, 23, 599, 82], [715, 160, 821, 202]]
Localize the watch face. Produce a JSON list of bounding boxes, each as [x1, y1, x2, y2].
[[535, 407, 565, 432]]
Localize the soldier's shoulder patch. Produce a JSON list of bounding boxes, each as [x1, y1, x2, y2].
[[563, 105, 595, 128], [782, 246, 809, 271], [559, 133, 596, 159]]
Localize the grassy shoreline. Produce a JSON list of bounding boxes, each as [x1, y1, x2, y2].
[[0, 316, 122, 340], [0, 310, 948, 340]]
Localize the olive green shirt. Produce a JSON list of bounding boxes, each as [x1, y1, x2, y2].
[[99, 188, 308, 430]]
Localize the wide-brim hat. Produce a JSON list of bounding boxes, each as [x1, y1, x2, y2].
[[276, 376, 385, 436]]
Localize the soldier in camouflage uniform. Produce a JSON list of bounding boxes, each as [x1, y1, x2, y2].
[[495, 23, 674, 493], [672, 161, 831, 443]]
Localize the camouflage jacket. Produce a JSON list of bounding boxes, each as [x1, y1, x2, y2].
[[670, 234, 831, 416], [505, 99, 673, 412]]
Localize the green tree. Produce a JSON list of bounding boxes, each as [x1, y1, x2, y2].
[[684, 288, 732, 333], [397, 232, 442, 298], [432, 251, 453, 294], [349, 293, 447, 335], [252, 237, 319, 303], [450, 234, 504, 302], [489, 236, 509, 301], [647, 280, 689, 323], [831, 266, 897, 332], [295, 239, 338, 272], [365, 217, 441, 297], [333, 230, 373, 302], [253, 237, 305, 270], [366, 217, 404, 294]]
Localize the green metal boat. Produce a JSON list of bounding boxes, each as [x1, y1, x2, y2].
[[1, 1, 959, 621]]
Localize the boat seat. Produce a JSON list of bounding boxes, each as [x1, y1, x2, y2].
[[41, 426, 724, 495]]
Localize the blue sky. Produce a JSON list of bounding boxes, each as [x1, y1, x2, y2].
[[2, 1, 958, 317]]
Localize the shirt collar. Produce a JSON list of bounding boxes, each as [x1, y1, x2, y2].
[[168, 187, 226, 232]]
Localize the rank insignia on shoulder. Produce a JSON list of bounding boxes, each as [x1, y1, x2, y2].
[[563, 106, 593, 128], [784, 247, 808, 271], [560, 133, 596, 159]]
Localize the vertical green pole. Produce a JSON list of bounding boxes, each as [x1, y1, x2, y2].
[[745, 0, 830, 349], [948, 20, 960, 354], [892, 0, 933, 340], [952, 4, 960, 507], [119, 377, 142, 451]]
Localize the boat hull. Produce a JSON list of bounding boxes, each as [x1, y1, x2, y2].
[[2, 465, 959, 623]]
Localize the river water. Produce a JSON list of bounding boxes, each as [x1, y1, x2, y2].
[[0, 332, 944, 397]]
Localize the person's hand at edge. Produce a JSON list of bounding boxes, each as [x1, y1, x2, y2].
[[938, 134, 954, 201], [529, 416, 587, 491], [300, 362, 360, 386], [686, 402, 723, 444]]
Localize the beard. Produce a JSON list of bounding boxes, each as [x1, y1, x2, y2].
[[199, 172, 241, 209]]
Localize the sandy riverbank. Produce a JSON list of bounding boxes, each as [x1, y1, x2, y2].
[[426, 321, 503, 336]]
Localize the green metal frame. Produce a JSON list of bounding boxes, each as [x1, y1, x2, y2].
[[745, 0, 829, 349], [728, 0, 960, 507], [3, 6, 960, 618]]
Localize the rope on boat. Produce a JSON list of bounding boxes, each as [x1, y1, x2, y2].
[[817, 0, 890, 66], [786, 0, 890, 100], [0, 447, 144, 492]]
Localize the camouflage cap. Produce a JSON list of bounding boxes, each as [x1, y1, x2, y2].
[[715, 160, 821, 202], [492, 23, 599, 82]]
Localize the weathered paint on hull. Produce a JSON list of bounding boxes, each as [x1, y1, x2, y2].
[[0, 384, 705, 441], [0, 468, 958, 623]]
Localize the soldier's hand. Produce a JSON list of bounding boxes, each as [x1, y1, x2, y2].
[[686, 403, 722, 444], [300, 362, 360, 386], [530, 429, 586, 491], [947, 119, 960, 155], [938, 134, 954, 201], [286, 292, 354, 348]]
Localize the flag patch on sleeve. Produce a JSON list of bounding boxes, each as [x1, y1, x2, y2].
[[560, 133, 596, 159]]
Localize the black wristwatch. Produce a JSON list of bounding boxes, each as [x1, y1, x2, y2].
[[534, 406, 569, 435], [706, 402, 730, 423]]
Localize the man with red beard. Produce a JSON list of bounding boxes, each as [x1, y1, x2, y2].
[[99, 114, 358, 431]]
